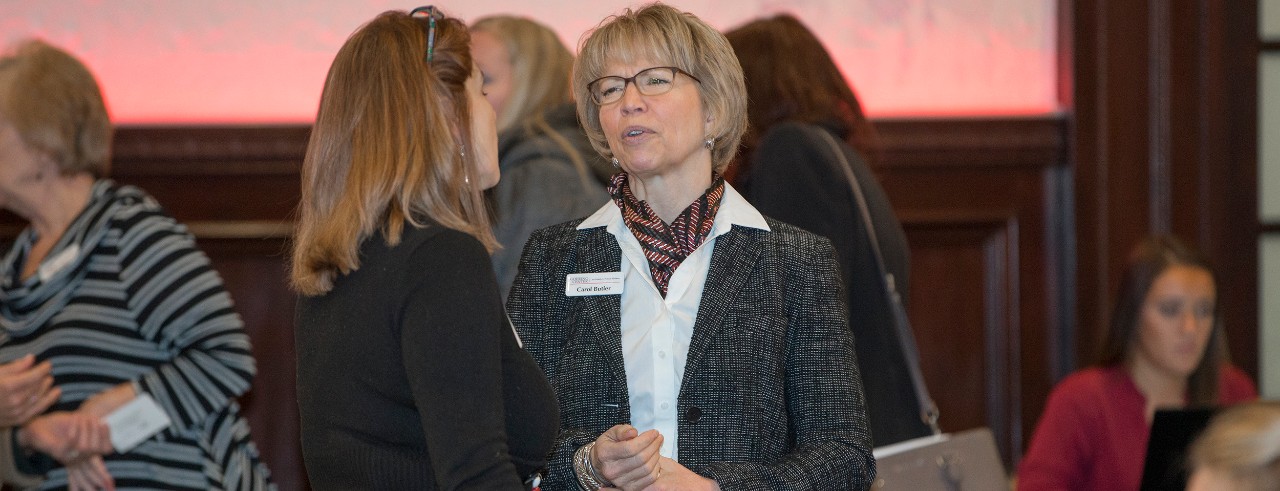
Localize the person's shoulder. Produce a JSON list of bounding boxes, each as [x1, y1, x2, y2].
[[105, 185, 191, 243], [758, 120, 826, 146], [1218, 364, 1259, 403], [760, 217, 829, 248], [399, 222, 484, 256], [1048, 366, 1121, 403], [528, 218, 589, 243]]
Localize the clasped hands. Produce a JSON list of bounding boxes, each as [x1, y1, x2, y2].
[[591, 424, 720, 491], [3, 356, 134, 491]]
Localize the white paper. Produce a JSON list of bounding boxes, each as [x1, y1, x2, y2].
[[104, 393, 172, 452]]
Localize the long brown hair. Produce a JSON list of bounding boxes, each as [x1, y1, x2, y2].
[[724, 14, 880, 182], [291, 8, 495, 296], [1098, 235, 1226, 405]]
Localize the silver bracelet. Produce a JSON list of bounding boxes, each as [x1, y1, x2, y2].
[[573, 441, 613, 490]]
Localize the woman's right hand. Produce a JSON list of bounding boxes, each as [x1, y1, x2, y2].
[[594, 424, 664, 491], [66, 455, 114, 491], [0, 354, 60, 427]]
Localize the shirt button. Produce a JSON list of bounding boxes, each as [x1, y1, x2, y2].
[[660, 402, 670, 410], [658, 350, 667, 359]]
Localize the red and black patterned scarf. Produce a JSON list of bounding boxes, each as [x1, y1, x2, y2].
[[608, 172, 725, 297]]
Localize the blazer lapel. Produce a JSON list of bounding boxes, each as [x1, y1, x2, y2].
[[575, 228, 628, 387], [681, 225, 763, 386]]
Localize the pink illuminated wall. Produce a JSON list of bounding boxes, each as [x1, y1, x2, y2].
[[0, 0, 1057, 123]]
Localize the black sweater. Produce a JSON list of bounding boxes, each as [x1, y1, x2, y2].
[[296, 222, 558, 490]]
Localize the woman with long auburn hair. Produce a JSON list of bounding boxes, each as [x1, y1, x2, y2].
[[291, 7, 558, 490]]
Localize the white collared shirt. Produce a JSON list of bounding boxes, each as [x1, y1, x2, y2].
[[576, 182, 770, 461]]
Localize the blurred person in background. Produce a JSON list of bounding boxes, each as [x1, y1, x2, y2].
[[0, 38, 273, 490], [1186, 401, 1280, 491], [470, 15, 612, 298], [725, 13, 933, 447], [1018, 235, 1257, 491]]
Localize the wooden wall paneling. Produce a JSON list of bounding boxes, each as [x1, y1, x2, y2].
[[1218, 0, 1260, 379], [1070, 0, 1261, 379], [1071, 0, 1157, 368], [203, 238, 306, 491], [876, 117, 1068, 467]]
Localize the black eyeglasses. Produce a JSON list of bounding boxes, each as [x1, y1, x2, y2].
[[410, 5, 443, 61], [587, 66, 701, 105]]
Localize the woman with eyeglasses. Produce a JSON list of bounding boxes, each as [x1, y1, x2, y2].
[[505, 4, 874, 490], [292, 6, 558, 490]]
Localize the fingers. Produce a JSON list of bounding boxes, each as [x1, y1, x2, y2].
[[597, 430, 664, 488], [20, 383, 61, 422], [0, 359, 56, 426], [0, 354, 35, 375], [66, 456, 114, 491], [87, 456, 116, 491], [602, 423, 639, 443], [77, 416, 113, 455]]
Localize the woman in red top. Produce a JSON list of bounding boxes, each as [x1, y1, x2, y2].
[[1017, 236, 1257, 491]]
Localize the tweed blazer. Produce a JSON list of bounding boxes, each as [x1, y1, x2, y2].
[[507, 216, 875, 490]]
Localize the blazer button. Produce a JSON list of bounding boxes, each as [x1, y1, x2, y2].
[[684, 406, 702, 423]]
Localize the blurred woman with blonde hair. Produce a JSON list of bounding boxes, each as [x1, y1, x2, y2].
[[1188, 401, 1280, 491], [470, 15, 611, 297]]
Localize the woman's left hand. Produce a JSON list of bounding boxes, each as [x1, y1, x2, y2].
[[632, 458, 719, 491], [78, 383, 136, 418], [66, 455, 115, 491]]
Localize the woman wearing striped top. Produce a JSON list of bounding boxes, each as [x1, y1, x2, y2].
[[0, 39, 273, 490]]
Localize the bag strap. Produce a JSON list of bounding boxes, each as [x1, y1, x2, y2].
[[815, 129, 942, 434]]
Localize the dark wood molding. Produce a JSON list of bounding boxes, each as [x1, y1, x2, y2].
[[112, 125, 310, 166], [1263, 40, 1280, 51], [876, 117, 1067, 169]]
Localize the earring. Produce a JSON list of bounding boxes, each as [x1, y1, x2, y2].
[[704, 138, 714, 149], [460, 144, 467, 158], [610, 157, 620, 168]]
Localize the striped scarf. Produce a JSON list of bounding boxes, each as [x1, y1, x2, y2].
[[609, 172, 725, 297]]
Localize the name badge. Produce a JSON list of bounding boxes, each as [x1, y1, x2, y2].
[[37, 243, 80, 283], [104, 393, 172, 452], [565, 272, 624, 297]]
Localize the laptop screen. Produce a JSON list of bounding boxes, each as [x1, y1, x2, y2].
[[1139, 407, 1218, 491]]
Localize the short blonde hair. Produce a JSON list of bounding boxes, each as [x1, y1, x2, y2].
[[572, 2, 746, 174], [291, 8, 494, 296], [0, 39, 112, 177], [1189, 401, 1280, 491]]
